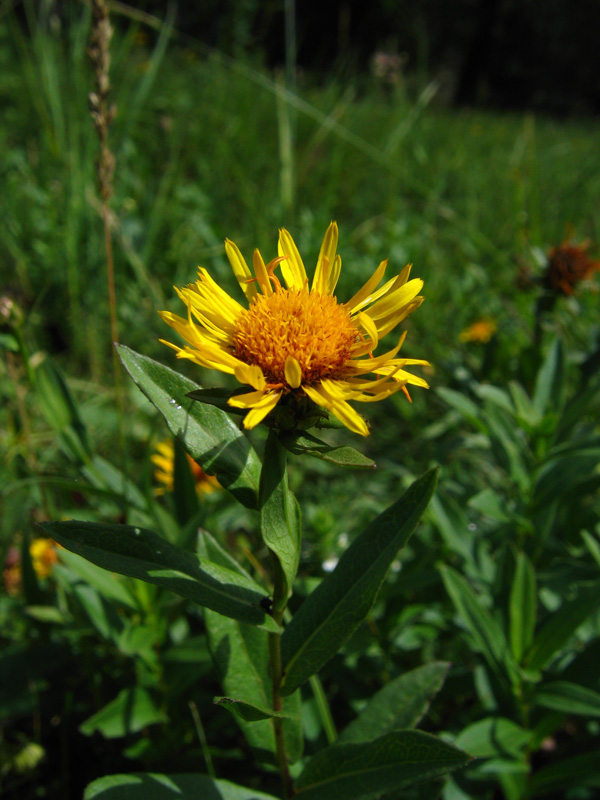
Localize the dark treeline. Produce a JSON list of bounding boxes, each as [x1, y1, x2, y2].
[[168, 0, 600, 115], [27, 0, 600, 115]]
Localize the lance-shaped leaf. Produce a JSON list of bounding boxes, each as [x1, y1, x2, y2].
[[84, 773, 281, 800], [80, 687, 166, 739], [198, 532, 303, 764], [509, 552, 537, 662], [213, 696, 298, 722], [454, 717, 532, 758], [280, 431, 376, 469], [338, 662, 450, 744], [117, 345, 260, 509], [295, 730, 471, 800], [186, 387, 246, 414], [280, 468, 438, 696], [529, 751, 600, 796], [533, 337, 566, 417], [40, 521, 278, 632], [440, 565, 520, 690], [533, 681, 600, 717], [524, 580, 600, 671], [259, 432, 301, 608], [172, 438, 200, 526]]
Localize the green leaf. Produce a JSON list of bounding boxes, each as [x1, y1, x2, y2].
[[172, 438, 201, 526], [281, 468, 438, 696], [440, 566, 519, 690], [582, 529, 600, 567], [79, 688, 166, 738], [295, 731, 471, 800], [473, 384, 515, 415], [259, 432, 301, 608], [556, 373, 600, 441], [533, 338, 565, 417], [468, 488, 510, 523], [534, 448, 600, 507], [508, 381, 541, 428], [117, 345, 261, 509], [533, 681, 600, 717], [280, 431, 376, 469], [25, 605, 69, 624], [529, 751, 600, 796], [83, 455, 148, 512], [34, 356, 91, 463], [40, 521, 278, 632], [213, 696, 297, 722], [186, 387, 245, 414], [84, 773, 280, 799], [524, 581, 600, 671], [437, 387, 483, 430], [428, 491, 476, 565], [71, 582, 125, 641], [203, 609, 303, 764], [454, 717, 532, 758], [509, 552, 537, 662], [197, 529, 257, 580], [483, 406, 531, 493], [56, 548, 138, 610], [338, 662, 450, 744], [197, 533, 302, 762]]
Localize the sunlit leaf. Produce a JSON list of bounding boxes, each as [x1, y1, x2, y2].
[[281, 469, 438, 695]]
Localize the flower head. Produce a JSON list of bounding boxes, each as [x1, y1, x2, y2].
[[159, 223, 428, 436], [544, 240, 599, 296], [3, 539, 59, 594], [459, 319, 497, 343], [151, 439, 221, 495], [29, 538, 59, 579]]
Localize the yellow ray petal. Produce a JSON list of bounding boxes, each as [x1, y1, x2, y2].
[[329, 254, 342, 294], [357, 311, 379, 352], [374, 366, 430, 388], [347, 332, 407, 371], [227, 389, 283, 428], [234, 363, 267, 391], [304, 384, 370, 436], [253, 249, 273, 296], [278, 228, 308, 289], [312, 221, 338, 295], [243, 390, 283, 428], [228, 389, 270, 408], [225, 239, 258, 302], [284, 355, 302, 389], [194, 269, 245, 323], [344, 259, 388, 313], [365, 278, 424, 321]]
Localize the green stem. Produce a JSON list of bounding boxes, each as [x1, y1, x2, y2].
[[269, 555, 293, 799], [309, 673, 337, 745]]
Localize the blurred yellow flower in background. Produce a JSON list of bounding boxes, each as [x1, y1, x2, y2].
[[3, 538, 59, 595], [459, 319, 497, 343], [160, 223, 428, 436], [152, 439, 221, 496], [29, 538, 59, 579]]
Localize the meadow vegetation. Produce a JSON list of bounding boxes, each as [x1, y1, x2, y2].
[[1, 3, 599, 800]]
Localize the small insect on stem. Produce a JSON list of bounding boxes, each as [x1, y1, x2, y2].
[[260, 595, 274, 614]]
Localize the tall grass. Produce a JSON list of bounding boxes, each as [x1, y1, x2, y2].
[[1, 4, 598, 396]]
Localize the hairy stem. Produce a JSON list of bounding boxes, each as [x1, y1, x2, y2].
[[269, 556, 293, 798]]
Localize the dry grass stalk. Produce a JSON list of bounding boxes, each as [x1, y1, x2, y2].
[[88, 0, 125, 457]]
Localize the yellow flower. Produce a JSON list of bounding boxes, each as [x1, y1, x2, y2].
[[29, 538, 59, 579], [152, 439, 221, 496], [459, 319, 497, 343], [159, 223, 428, 436]]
